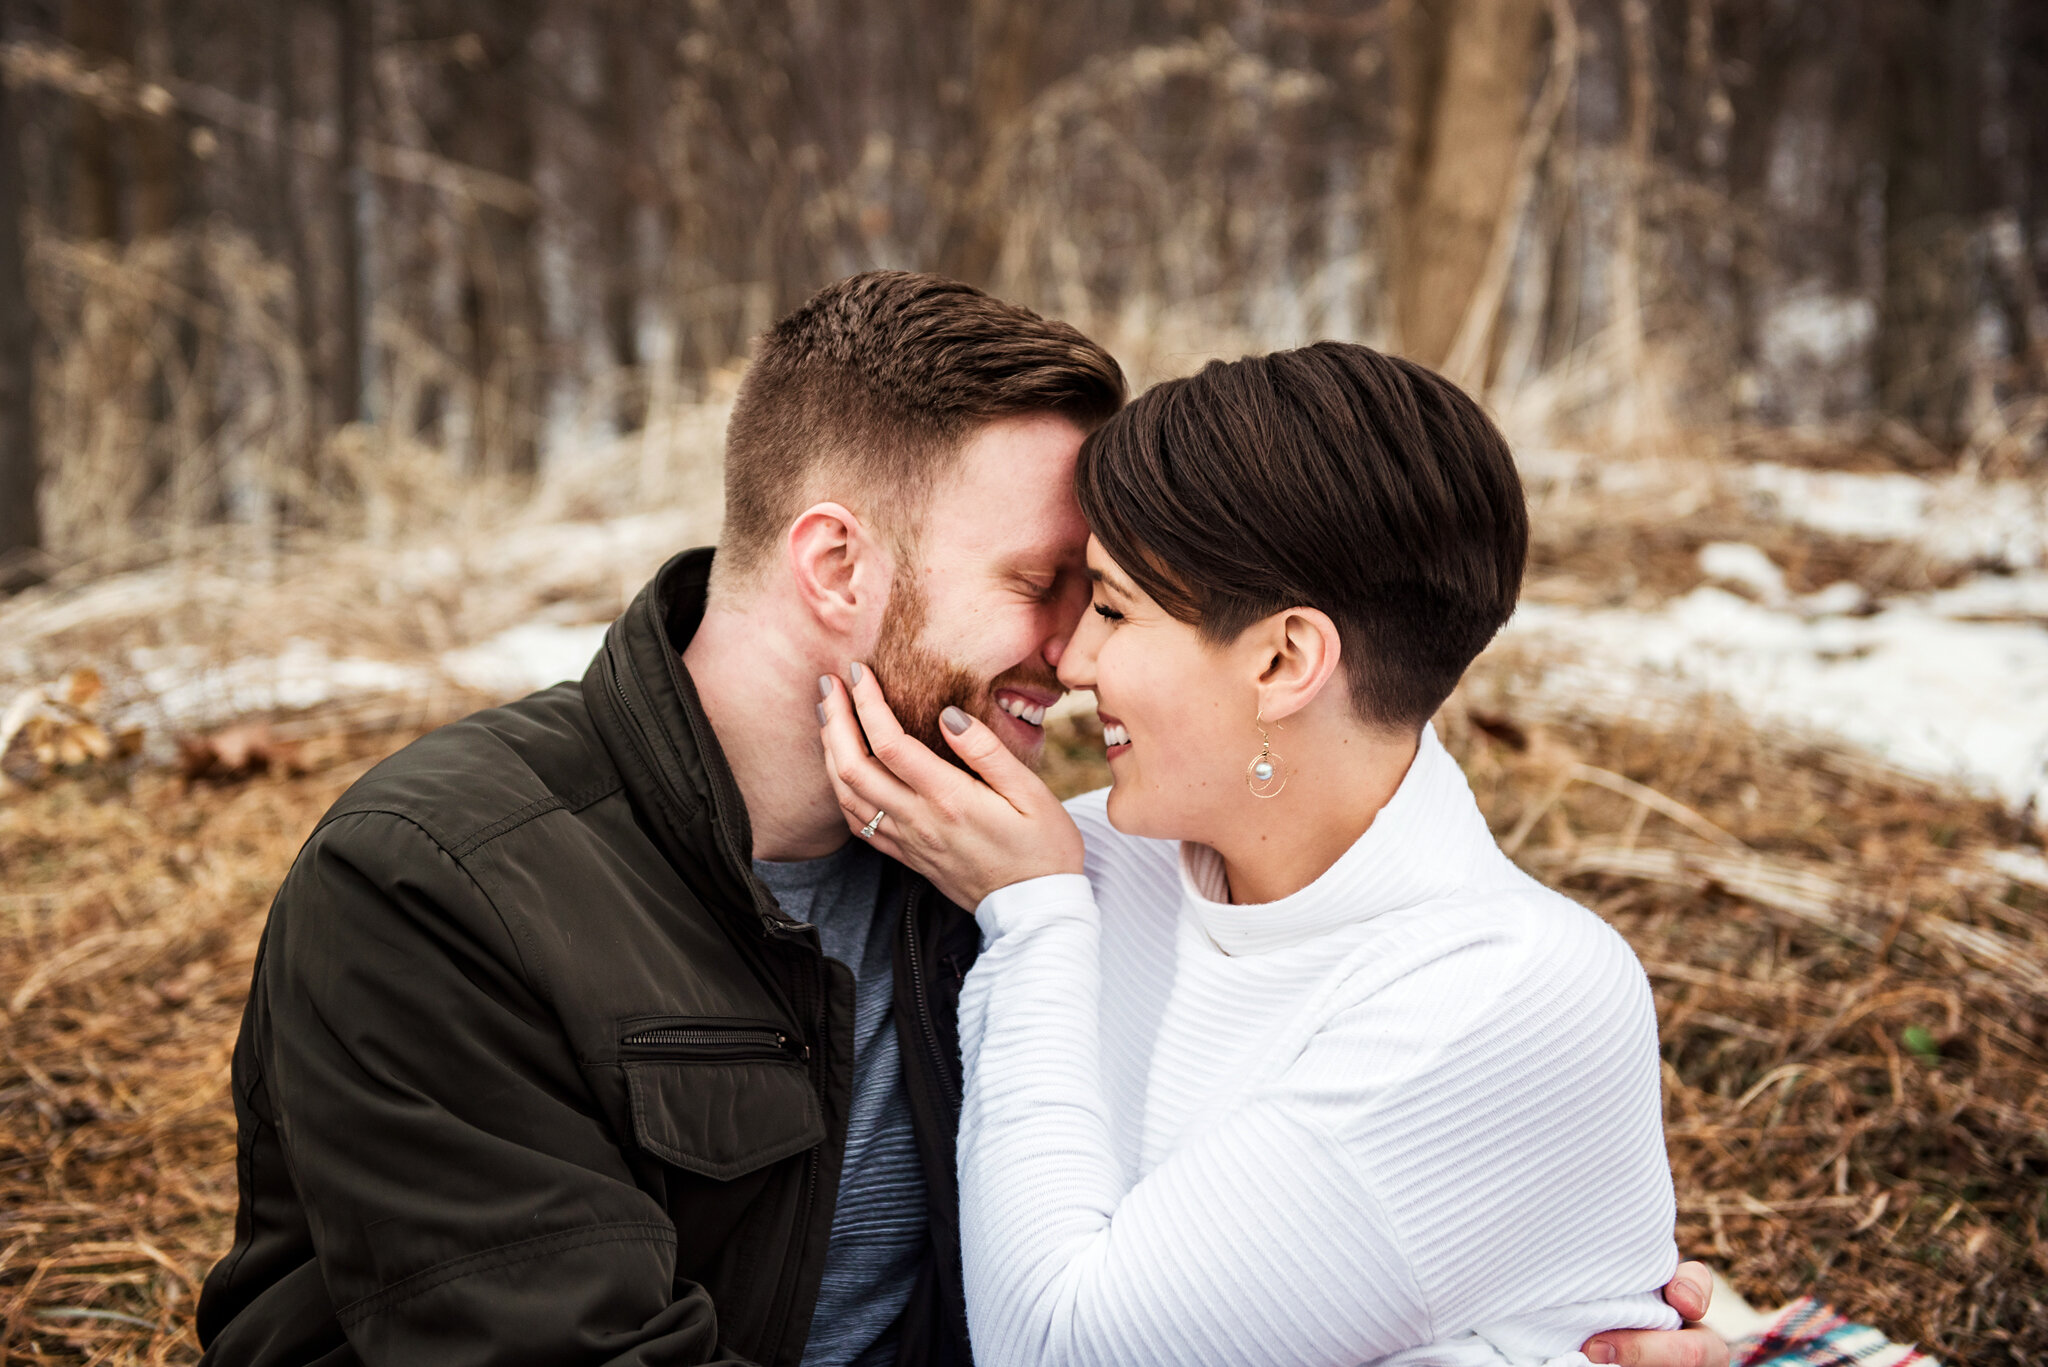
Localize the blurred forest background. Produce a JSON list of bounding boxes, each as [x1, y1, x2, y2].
[[4, 2, 2048, 1365], [2, 0, 2046, 572]]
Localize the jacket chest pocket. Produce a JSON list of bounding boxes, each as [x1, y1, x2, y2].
[[621, 1019, 824, 1181]]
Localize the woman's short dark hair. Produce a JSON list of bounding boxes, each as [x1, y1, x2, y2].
[[1074, 342, 1527, 732]]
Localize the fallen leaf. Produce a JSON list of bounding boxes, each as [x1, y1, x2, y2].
[[36, 714, 113, 769], [0, 680, 127, 790], [178, 722, 303, 784], [61, 666, 103, 710]]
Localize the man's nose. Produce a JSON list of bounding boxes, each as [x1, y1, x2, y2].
[[1041, 579, 1091, 673]]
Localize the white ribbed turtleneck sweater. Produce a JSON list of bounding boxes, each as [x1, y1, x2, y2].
[[958, 726, 1680, 1367]]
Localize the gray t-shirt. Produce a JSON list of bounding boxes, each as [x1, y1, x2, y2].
[[753, 840, 927, 1367]]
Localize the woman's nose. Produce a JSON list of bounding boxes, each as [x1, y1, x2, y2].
[[1056, 622, 1099, 692]]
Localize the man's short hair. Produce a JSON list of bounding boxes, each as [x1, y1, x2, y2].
[[715, 271, 1127, 587], [1074, 341, 1528, 732]]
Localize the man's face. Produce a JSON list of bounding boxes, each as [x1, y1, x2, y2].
[[869, 414, 1093, 766]]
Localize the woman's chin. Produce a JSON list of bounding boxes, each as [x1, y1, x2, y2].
[[1102, 777, 1169, 839], [1102, 771, 1130, 828]]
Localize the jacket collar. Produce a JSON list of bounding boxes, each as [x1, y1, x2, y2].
[[583, 548, 794, 937]]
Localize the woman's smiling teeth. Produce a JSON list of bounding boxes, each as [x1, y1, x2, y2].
[[997, 694, 1048, 727], [1102, 722, 1130, 748]]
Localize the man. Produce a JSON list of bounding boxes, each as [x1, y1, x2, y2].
[[196, 271, 1725, 1367]]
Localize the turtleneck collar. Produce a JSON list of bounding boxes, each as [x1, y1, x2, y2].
[[1179, 725, 1500, 956]]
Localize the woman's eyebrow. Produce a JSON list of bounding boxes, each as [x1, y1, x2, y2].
[[1088, 565, 1134, 597]]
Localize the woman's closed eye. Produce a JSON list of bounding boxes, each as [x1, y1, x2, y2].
[[1092, 602, 1124, 623]]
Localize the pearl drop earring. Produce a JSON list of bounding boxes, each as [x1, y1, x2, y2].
[[1246, 708, 1285, 798]]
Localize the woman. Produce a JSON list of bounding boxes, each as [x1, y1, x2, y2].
[[819, 342, 1683, 1366]]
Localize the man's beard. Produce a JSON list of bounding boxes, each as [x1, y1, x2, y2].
[[870, 573, 1061, 767]]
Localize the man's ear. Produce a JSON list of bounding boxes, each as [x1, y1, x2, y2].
[[1252, 606, 1344, 724], [786, 503, 891, 637]]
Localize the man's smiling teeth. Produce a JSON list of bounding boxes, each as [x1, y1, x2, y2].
[[1103, 722, 1130, 748], [997, 696, 1048, 727]]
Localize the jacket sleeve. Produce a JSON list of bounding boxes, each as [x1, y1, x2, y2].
[[255, 808, 752, 1367]]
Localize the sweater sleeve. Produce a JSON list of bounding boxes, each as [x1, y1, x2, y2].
[[960, 875, 1428, 1367], [957, 877, 1679, 1367]]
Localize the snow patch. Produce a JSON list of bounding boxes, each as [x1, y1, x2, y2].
[[1699, 542, 1789, 604], [1919, 572, 2048, 622], [1503, 586, 2048, 822], [441, 622, 612, 695], [1982, 848, 2048, 892], [1744, 464, 1928, 541], [1744, 464, 2048, 569], [129, 639, 435, 733], [1760, 289, 1875, 371], [1797, 581, 1872, 617]]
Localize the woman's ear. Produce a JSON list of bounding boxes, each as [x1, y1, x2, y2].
[[787, 503, 890, 637], [1254, 606, 1344, 723]]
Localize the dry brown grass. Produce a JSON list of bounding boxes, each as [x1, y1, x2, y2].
[[2, 688, 2044, 1363], [0, 725, 435, 1363], [1434, 696, 2048, 1363]]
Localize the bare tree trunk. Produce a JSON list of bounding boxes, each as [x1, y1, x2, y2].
[[271, 0, 325, 430], [1607, 0, 1655, 439], [431, 0, 544, 475], [0, 66, 44, 578], [1874, 0, 1986, 448], [128, 0, 208, 526], [1391, 0, 1548, 369], [63, 0, 127, 241], [943, 0, 1053, 288], [1990, 0, 2048, 392], [599, 0, 655, 433], [333, 0, 368, 424], [1719, 1, 1796, 415], [1670, 0, 1717, 177], [130, 0, 183, 236], [1439, 0, 1576, 391]]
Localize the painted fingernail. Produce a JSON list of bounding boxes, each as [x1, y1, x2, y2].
[[942, 706, 970, 734], [817, 702, 828, 726], [1585, 1340, 1616, 1365], [819, 675, 833, 697], [849, 662, 864, 686]]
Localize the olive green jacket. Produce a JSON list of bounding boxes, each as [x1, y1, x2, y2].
[[197, 549, 979, 1367]]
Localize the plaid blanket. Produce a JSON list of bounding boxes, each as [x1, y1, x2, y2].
[[1735, 1297, 1939, 1367]]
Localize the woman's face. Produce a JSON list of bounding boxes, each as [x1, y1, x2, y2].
[[1056, 537, 1265, 842]]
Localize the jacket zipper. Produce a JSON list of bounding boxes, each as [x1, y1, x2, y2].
[[903, 884, 960, 1111], [770, 969, 825, 1367], [604, 588, 830, 1366], [620, 1025, 809, 1061]]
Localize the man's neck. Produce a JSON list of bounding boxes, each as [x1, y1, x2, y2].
[[681, 600, 854, 862]]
